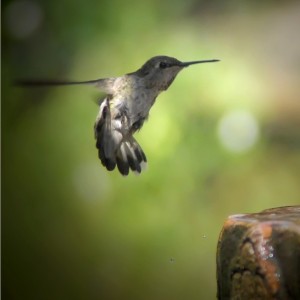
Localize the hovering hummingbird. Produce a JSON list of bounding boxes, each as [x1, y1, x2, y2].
[[17, 55, 219, 175]]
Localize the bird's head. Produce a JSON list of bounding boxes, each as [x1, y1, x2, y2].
[[133, 55, 219, 91]]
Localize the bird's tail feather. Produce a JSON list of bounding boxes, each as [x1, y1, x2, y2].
[[95, 100, 147, 175], [116, 138, 147, 175]]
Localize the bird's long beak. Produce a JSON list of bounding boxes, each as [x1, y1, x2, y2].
[[180, 59, 220, 67]]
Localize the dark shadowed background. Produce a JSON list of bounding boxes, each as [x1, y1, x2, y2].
[[2, 0, 300, 299]]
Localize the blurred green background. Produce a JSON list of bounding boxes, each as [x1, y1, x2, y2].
[[2, 0, 300, 299]]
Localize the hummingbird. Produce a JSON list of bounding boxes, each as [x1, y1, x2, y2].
[[17, 55, 219, 176]]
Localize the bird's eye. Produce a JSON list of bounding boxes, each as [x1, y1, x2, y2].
[[159, 62, 168, 69]]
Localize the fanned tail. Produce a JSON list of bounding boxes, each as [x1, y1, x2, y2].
[[94, 99, 147, 176], [116, 137, 147, 175]]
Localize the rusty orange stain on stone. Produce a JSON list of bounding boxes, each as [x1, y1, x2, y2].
[[255, 223, 279, 296], [223, 218, 235, 229], [259, 223, 273, 239], [260, 258, 280, 295], [224, 215, 254, 229]]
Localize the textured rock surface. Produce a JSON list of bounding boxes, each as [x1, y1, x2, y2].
[[217, 206, 300, 300]]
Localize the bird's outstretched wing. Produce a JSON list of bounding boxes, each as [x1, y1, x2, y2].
[[15, 79, 101, 86], [15, 77, 116, 94]]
